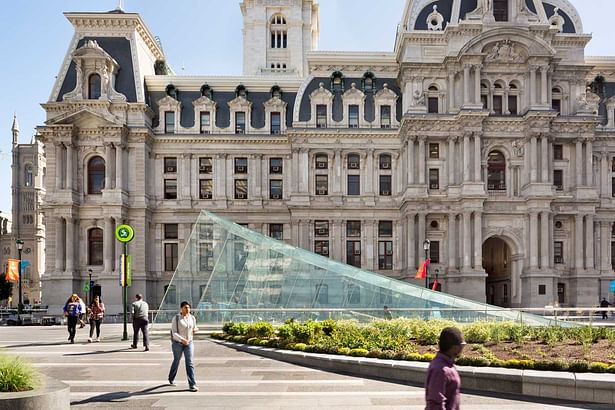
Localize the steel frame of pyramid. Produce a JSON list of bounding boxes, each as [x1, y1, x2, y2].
[[153, 210, 566, 326]]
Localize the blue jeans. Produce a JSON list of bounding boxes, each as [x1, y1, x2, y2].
[[168, 341, 196, 387]]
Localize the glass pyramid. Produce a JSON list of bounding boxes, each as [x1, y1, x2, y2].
[[154, 210, 564, 326]]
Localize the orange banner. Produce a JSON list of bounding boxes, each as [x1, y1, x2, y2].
[[5, 259, 19, 282], [414, 258, 430, 279]]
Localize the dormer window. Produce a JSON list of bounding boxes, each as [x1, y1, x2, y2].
[[331, 71, 344, 93], [236, 85, 247, 98], [88, 74, 101, 99], [200, 84, 212, 99]]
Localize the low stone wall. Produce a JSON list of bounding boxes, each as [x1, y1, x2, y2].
[[0, 374, 70, 410], [217, 340, 615, 405]]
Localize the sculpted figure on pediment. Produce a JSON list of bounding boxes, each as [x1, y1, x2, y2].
[[485, 40, 525, 63], [412, 90, 425, 106]]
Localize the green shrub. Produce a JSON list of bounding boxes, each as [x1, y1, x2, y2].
[[320, 319, 337, 336], [247, 337, 260, 345], [463, 322, 492, 344], [277, 324, 293, 341], [293, 343, 307, 351], [232, 335, 247, 343], [456, 356, 490, 367], [503, 359, 534, 369], [227, 322, 249, 336], [0, 354, 38, 392], [367, 349, 382, 359], [338, 347, 351, 355], [349, 348, 369, 357], [247, 322, 275, 339], [223, 334, 234, 341], [606, 364, 615, 374], [589, 362, 609, 373], [568, 360, 590, 373], [534, 360, 568, 372], [222, 322, 234, 334]]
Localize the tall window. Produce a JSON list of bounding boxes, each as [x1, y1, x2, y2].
[[200, 112, 211, 134], [346, 221, 361, 237], [271, 112, 281, 134], [346, 241, 361, 268], [165, 224, 179, 240], [88, 74, 101, 99], [88, 228, 103, 266], [315, 221, 329, 236], [347, 154, 360, 169], [269, 224, 283, 240], [269, 180, 283, 199], [270, 157, 283, 174], [378, 221, 393, 237], [88, 156, 106, 194], [164, 157, 177, 173], [428, 96, 439, 114], [270, 14, 288, 49], [554, 170, 564, 191], [315, 175, 328, 195], [235, 112, 246, 134], [378, 241, 393, 270], [164, 179, 177, 199], [235, 179, 248, 199], [315, 241, 330, 257], [430, 241, 440, 263], [165, 243, 178, 271], [348, 105, 359, 128], [487, 151, 506, 191], [199, 179, 213, 199], [493, 0, 509, 21], [429, 168, 440, 190], [379, 175, 392, 196], [347, 175, 360, 196], [508, 84, 518, 115], [24, 165, 33, 187], [199, 242, 214, 271], [316, 105, 327, 128], [164, 111, 175, 134], [315, 154, 328, 169], [199, 157, 213, 174], [493, 95, 503, 115], [554, 241, 564, 264], [234, 158, 247, 174], [379, 154, 391, 169], [552, 87, 562, 114], [380, 105, 391, 128], [553, 144, 563, 160], [429, 143, 439, 159]]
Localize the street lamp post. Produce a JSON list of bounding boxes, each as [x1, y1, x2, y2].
[[423, 239, 430, 289], [16, 239, 24, 325], [88, 269, 93, 306]]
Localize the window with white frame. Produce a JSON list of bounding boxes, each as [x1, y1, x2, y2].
[[270, 14, 288, 49]]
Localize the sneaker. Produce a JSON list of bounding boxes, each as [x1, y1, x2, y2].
[[70, 339, 75, 344], [95, 337, 100, 342], [87, 337, 92, 343], [144, 347, 149, 352], [130, 344, 137, 349], [189, 385, 199, 392], [168, 380, 176, 386]]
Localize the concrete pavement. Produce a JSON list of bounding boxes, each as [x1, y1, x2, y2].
[[0, 324, 610, 409]]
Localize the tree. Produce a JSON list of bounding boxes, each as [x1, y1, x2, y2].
[[0, 273, 12, 302]]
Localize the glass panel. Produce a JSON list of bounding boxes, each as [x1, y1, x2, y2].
[[164, 111, 175, 133], [235, 112, 246, 134], [154, 210, 568, 325], [380, 106, 391, 128], [316, 105, 327, 128], [347, 175, 360, 195], [348, 105, 359, 128], [271, 112, 281, 134]]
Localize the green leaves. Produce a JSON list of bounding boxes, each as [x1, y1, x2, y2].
[[0, 353, 38, 392]]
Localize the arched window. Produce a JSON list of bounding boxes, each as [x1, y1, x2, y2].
[[487, 151, 506, 191], [427, 85, 439, 113], [24, 165, 33, 187], [552, 87, 562, 114], [88, 74, 101, 99], [331, 71, 344, 93], [362, 72, 375, 93], [88, 228, 104, 266], [508, 83, 519, 115], [493, 82, 504, 115], [270, 14, 288, 49], [88, 156, 106, 194]]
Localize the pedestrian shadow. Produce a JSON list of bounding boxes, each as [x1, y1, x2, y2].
[[63, 348, 131, 356], [70, 384, 185, 405], [1, 341, 75, 349]]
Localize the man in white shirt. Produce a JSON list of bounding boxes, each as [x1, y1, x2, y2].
[[168, 301, 199, 391]]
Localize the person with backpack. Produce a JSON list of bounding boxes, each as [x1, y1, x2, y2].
[[63, 294, 83, 344], [168, 301, 199, 391]]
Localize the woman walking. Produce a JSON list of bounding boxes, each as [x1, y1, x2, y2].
[[63, 294, 83, 344], [88, 296, 105, 342], [168, 301, 199, 391]]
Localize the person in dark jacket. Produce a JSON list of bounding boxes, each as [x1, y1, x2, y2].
[[63, 294, 83, 344], [600, 298, 612, 319]]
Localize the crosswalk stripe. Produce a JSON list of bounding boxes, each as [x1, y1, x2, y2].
[[63, 379, 365, 385], [33, 363, 160, 367], [69, 390, 425, 398]]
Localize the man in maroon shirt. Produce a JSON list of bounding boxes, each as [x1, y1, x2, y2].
[[424, 327, 465, 410]]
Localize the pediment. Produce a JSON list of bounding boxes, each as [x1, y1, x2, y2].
[[192, 95, 216, 108], [46, 106, 121, 128], [157, 95, 181, 109], [73, 40, 117, 64], [342, 84, 365, 100], [228, 96, 252, 109], [309, 83, 333, 100], [263, 96, 287, 109], [459, 30, 556, 60], [375, 85, 398, 101]]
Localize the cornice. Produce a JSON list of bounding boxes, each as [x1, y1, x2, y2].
[[152, 135, 289, 145], [144, 76, 303, 92]]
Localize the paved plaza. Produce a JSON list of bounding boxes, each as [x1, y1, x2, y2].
[[0, 324, 610, 409]]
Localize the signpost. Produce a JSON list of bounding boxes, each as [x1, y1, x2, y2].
[[115, 224, 134, 341]]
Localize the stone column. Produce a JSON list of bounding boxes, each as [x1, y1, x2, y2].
[[55, 143, 63, 190], [575, 214, 584, 270], [503, 91, 509, 114], [299, 149, 309, 193], [115, 143, 123, 191], [474, 133, 481, 182], [407, 213, 417, 275], [529, 66, 537, 106], [182, 153, 192, 199], [407, 137, 416, 185], [65, 217, 74, 272], [55, 217, 65, 271], [540, 66, 548, 106], [66, 143, 73, 191], [585, 139, 593, 187], [104, 217, 113, 273], [463, 134, 471, 182], [291, 149, 300, 193], [541, 136, 549, 183], [448, 214, 457, 269], [366, 149, 374, 194], [530, 135, 538, 183], [217, 154, 227, 198], [448, 71, 456, 111], [575, 139, 583, 187], [474, 65, 482, 105], [332, 220, 342, 261], [473, 211, 482, 269], [601, 153, 609, 198], [104, 143, 113, 190], [332, 149, 342, 194], [540, 212, 550, 269], [529, 212, 538, 269], [600, 221, 610, 271], [418, 137, 426, 185], [463, 65, 471, 105], [448, 136, 456, 186], [462, 212, 472, 269], [586, 215, 594, 270]]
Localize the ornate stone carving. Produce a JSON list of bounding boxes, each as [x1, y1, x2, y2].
[[576, 86, 600, 115], [485, 40, 525, 63], [426, 5, 444, 31], [511, 139, 525, 157], [412, 90, 425, 106], [549, 7, 565, 33]]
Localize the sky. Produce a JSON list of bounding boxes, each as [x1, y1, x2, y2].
[[0, 0, 614, 215]]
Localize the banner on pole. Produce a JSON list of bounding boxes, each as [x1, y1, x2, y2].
[[609, 280, 615, 293], [120, 254, 132, 287], [5, 259, 19, 282]]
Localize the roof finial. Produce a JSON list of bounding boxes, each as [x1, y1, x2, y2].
[[116, 0, 124, 12], [11, 113, 20, 146]]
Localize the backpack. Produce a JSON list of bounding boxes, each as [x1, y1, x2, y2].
[[170, 314, 194, 341]]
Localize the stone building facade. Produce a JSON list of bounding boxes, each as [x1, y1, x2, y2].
[[31, 0, 615, 313]]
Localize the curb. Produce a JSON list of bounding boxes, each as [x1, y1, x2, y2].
[[214, 340, 615, 405], [0, 374, 70, 410]]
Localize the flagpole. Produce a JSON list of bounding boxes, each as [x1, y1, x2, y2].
[[422, 239, 430, 289]]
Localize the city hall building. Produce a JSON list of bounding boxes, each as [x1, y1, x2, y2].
[[23, 0, 615, 313]]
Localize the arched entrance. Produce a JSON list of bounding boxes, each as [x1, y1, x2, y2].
[[482, 237, 512, 307]]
